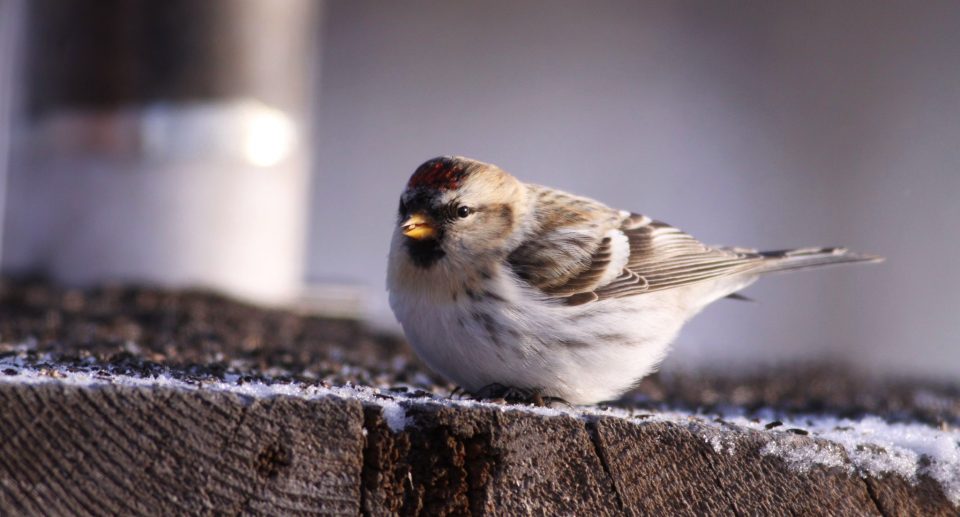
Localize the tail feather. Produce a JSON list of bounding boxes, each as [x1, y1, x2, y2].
[[754, 247, 884, 275]]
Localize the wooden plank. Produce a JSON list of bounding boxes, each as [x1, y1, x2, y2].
[[0, 383, 364, 516], [0, 381, 957, 516], [0, 280, 956, 515]]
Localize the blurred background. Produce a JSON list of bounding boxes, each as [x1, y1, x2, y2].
[[0, 0, 957, 380]]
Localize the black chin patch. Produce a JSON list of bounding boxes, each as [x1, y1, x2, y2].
[[406, 237, 445, 268]]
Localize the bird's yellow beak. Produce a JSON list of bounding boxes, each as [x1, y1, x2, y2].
[[401, 213, 436, 240]]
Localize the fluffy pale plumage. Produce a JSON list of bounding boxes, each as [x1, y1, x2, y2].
[[387, 156, 881, 404]]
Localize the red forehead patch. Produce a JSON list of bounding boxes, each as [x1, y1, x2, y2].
[[407, 157, 469, 191]]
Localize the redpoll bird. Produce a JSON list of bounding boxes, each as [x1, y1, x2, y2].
[[387, 156, 882, 405]]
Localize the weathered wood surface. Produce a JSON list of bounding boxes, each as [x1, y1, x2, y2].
[[1, 380, 956, 516], [0, 382, 364, 515], [1, 280, 957, 515]]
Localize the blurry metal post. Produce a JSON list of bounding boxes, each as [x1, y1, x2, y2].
[[0, 0, 26, 273], [3, 0, 320, 304]]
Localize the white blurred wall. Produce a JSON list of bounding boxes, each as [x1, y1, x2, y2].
[[308, 1, 960, 379]]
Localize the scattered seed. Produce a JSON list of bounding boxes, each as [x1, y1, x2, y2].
[[765, 421, 783, 430]]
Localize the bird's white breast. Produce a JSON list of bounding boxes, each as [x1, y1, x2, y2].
[[388, 255, 693, 404]]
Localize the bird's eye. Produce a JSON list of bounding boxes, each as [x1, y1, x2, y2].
[[457, 205, 472, 218], [398, 199, 407, 215]]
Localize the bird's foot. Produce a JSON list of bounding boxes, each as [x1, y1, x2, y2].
[[449, 385, 467, 398], [472, 383, 570, 408]]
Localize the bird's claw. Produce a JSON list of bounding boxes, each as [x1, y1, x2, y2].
[[471, 383, 570, 408]]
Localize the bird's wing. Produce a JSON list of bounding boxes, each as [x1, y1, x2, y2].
[[507, 186, 628, 296], [589, 214, 763, 302], [508, 192, 764, 305]]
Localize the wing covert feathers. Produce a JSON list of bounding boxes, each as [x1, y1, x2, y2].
[[506, 187, 882, 305]]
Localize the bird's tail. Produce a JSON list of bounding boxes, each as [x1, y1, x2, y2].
[[754, 247, 884, 275]]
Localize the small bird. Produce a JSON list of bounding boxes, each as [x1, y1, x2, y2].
[[387, 156, 882, 405]]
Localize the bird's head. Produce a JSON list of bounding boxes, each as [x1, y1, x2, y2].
[[395, 156, 526, 269]]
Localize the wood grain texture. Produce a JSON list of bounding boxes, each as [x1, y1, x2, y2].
[[592, 416, 880, 516], [0, 383, 364, 516], [0, 381, 956, 516], [864, 475, 958, 517], [362, 403, 619, 515]]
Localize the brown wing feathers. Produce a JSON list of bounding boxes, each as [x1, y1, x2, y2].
[[510, 208, 764, 304], [506, 188, 837, 305], [507, 186, 621, 295], [544, 237, 614, 295], [595, 216, 761, 299]]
